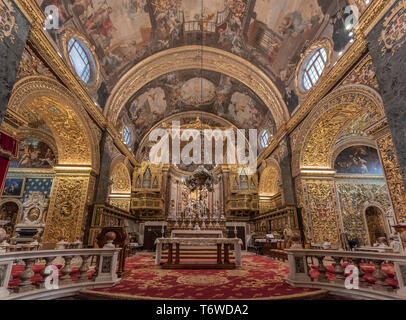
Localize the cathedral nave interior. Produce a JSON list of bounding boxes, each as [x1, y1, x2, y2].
[[0, 0, 406, 302]]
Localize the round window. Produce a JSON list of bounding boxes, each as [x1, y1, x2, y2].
[[67, 38, 95, 85], [300, 47, 327, 91], [122, 126, 132, 146], [259, 130, 270, 149]]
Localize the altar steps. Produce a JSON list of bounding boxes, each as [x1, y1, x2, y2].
[[160, 246, 235, 260]]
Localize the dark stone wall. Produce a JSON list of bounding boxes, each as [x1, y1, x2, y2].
[[93, 132, 114, 203], [279, 137, 297, 206], [367, 2, 406, 186], [0, 0, 30, 124]]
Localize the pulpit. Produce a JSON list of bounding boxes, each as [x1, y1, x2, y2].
[[97, 227, 129, 277]]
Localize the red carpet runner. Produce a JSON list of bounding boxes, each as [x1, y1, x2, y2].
[[83, 255, 325, 300]]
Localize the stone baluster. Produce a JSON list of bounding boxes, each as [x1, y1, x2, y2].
[[17, 259, 36, 293], [306, 256, 315, 282], [60, 256, 73, 284], [316, 256, 328, 282], [79, 255, 90, 282], [38, 257, 56, 289], [333, 256, 344, 284], [91, 256, 99, 280], [352, 258, 367, 288], [372, 260, 389, 291]]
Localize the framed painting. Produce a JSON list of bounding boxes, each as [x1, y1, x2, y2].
[[1, 178, 26, 197]]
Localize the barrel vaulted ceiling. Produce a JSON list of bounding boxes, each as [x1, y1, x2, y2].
[[35, 0, 371, 153]]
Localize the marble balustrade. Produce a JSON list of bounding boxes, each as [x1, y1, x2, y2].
[[0, 248, 120, 300], [287, 249, 406, 300]]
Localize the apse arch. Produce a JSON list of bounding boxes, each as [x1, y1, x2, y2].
[[8, 76, 100, 171], [104, 46, 289, 129], [294, 85, 385, 174], [135, 111, 254, 168]]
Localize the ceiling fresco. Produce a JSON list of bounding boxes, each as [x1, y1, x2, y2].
[[117, 69, 276, 154], [37, 0, 370, 112]]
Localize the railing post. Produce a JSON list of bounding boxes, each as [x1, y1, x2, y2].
[[333, 257, 345, 284], [287, 251, 310, 284], [79, 255, 90, 282], [95, 250, 119, 283], [0, 261, 13, 298]]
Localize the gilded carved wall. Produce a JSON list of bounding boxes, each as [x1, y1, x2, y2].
[[110, 162, 132, 194], [42, 175, 92, 242], [335, 180, 392, 245], [292, 85, 385, 173], [301, 179, 340, 244], [8, 77, 98, 169], [376, 132, 406, 224]]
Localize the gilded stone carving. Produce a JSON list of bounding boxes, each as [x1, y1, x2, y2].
[[42, 175, 91, 242], [302, 105, 361, 168], [110, 162, 132, 194], [27, 97, 91, 166], [8, 77, 97, 168], [302, 180, 340, 244], [258, 166, 281, 197], [376, 133, 406, 224], [109, 198, 131, 212], [335, 181, 391, 245], [342, 55, 379, 90], [17, 46, 54, 80], [294, 85, 384, 172]]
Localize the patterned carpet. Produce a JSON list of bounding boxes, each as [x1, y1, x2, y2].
[[82, 254, 326, 300]]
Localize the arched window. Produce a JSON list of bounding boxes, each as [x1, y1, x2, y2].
[[259, 130, 270, 149], [68, 38, 93, 84], [122, 126, 132, 146], [301, 48, 327, 91]]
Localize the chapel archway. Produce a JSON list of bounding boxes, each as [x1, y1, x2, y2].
[[365, 206, 389, 245], [6, 76, 100, 242], [293, 85, 389, 245]]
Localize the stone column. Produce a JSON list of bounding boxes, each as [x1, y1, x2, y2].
[[278, 137, 297, 206], [367, 1, 406, 187], [93, 132, 114, 204], [42, 167, 95, 242], [368, 120, 406, 224]]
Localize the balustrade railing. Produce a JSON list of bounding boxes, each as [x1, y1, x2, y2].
[[0, 248, 120, 300], [287, 249, 406, 300]]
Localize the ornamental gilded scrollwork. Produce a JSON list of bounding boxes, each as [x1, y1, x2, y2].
[[301, 180, 340, 244], [110, 162, 132, 194], [294, 85, 384, 171], [42, 176, 91, 242], [336, 181, 392, 245], [376, 134, 406, 223], [8, 77, 97, 167]]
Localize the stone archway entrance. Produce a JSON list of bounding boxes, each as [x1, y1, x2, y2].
[[365, 206, 388, 245]]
